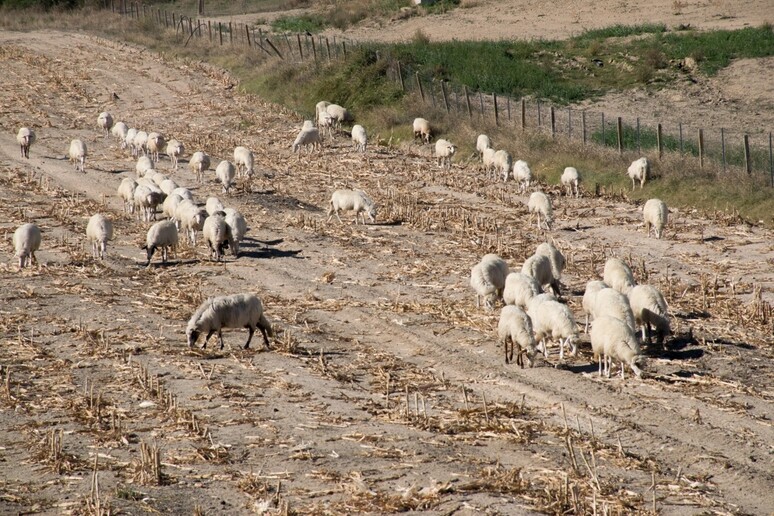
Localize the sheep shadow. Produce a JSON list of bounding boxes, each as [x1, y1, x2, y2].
[[138, 258, 199, 269], [560, 362, 598, 375], [239, 247, 303, 260]]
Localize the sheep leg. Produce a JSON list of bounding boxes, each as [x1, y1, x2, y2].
[[243, 326, 255, 349], [584, 314, 589, 334], [218, 330, 225, 350], [503, 338, 511, 364], [202, 329, 216, 349]]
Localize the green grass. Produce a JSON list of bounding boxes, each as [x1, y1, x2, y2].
[[271, 14, 326, 34], [573, 23, 668, 41]]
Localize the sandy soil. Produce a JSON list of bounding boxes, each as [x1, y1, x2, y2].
[[1, 28, 773, 516]]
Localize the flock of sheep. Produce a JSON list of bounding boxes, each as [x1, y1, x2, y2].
[[11, 102, 669, 365]]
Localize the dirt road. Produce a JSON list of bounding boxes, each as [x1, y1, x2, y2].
[[0, 31, 772, 514]]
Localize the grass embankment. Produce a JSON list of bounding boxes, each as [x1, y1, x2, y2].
[[1, 6, 772, 225]]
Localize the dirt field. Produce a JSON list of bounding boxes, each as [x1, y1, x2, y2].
[[1, 27, 773, 516]]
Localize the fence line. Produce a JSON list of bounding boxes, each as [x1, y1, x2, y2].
[[109, 1, 774, 184]]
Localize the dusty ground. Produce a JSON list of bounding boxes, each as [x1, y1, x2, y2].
[[1, 26, 773, 516]]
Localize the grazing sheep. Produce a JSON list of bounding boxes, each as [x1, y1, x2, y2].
[[189, 151, 211, 184], [535, 242, 565, 295], [142, 220, 178, 266], [435, 139, 456, 170], [165, 139, 184, 170], [520, 254, 555, 295], [528, 191, 553, 230], [86, 214, 113, 260], [582, 280, 609, 333], [561, 166, 580, 197], [643, 198, 668, 239], [627, 157, 649, 190], [136, 156, 154, 177], [202, 212, 233, 262], [527, 297, 577, 360], [326, 104, 353, 130], [159, 178, 179, 196], [13, 223, 41, 268], [498, 305, 537, 367], [17, 127, 36, 159], [111, 121, 128, 145], [470, 254, 509, 309], [97, 112, 113, 138], [133, 184, 164, 222], [234, 146, 254, 178], [351, 124, 367, 152], [590, 316, 643, 379], [603, 257, 636, 295], [629, 284, 670, 347], [292, 127, 322, 153], [133, 130, 149, 157], [125, 128, 138, 155], [205, 197, 225, 216], [171, 187, 194, 202], [68, 139, 87, 173], [117, 177, 138, 213], [162, 193, 184, 220], [594, 287, 636, 333], [315, 101, 331, 126], [186, 293, 273, 350], [512, 160, 532, 192], [502, 272, 541, 310], [224, 208, 248, 257], [146, 132, 165, 162], [482, 147, 497, 179], [317, 112, 335, 139], [216, 160, 236, 194], [327, 189, 376, 225], [177, 202, 208, 245], [492, 150, 512, 182], [151, 172, 169, 187], [412, 117, 431, 144], [476, 134, 491, 156]]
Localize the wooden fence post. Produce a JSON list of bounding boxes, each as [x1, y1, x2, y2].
[[464, 86, 471, 118], [297, 34, 303, 60], [310, 36, 317, 60], [657, 123, 663, 159], [219, 22, 223, 45], [479, 91, 484, 117], [245, 24, 251, 47], [229, 22, 233, 44], [698, 129, 704, 168], [567, 108, 572, 138], [441, 82, 449, 112], [551, 107, 556, 138], [743, 134, 751, 174], [507, 97, 511, 122], [616, 116, 623, 154], [325, 37, 331, 61], [493, 93, 498, 125], [342, 41, 347, 57], [521, 99, 526, 130], [416, 73, 424, 102]]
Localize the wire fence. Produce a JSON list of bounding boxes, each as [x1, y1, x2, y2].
[[110, 1, 774, 185]]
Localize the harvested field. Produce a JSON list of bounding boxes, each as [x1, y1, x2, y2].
[[0, 30, 773, 515]]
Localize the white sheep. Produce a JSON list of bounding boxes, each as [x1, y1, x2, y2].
[[535, 242, 565, 295], [136, 156, 155, 177], [512, 160, 532, 192], [412, 117, 431, 144], [582, 280, 609, 333], [590, 316, 643, 379], [476, 134, 491, 156], [351, 124, 367, 152], [498, 305, 537, 367], [133, 130, 149, 157], [326, 103, 353, 130], [627, 157, 649, 190], [317, 113, 335, 139], [327, 189, 376, 225], [292, 127, 322, 154], [133, 184, 164, 222], [17, 127, 36, 158], [481, 147, 497, 179], [593, 287, 637, 333], [162, 193, 184, 220], [146, 132, 165, 162], [186, 293, 273, 350], [86, 213, 113, 260], [111, 121, 128, 145], [125, 128, 138, 154], [68, 139, 87, 173], [528, 191, 553, 230], [502, 272, 540, 310], [142, 220, 178, 266], [177, 202, 208, 245], [643, 198, 668, 239], [224, 208, 248, 257], [189, 151, 211, 184], [117, 177, 138, 213], [202, 212, 233, 262], [470, 254, 509, 309], [234, 146, 254, 178], [603, 257, 636, 295], [215, 160, 236, 194], [527, 297, 577, 360], [561, 166, 580, 198], [150, 172, 169, 187], [315, 101, 331, 126], [520, 254, 555, 295], [435, 139, 456, 170], [165, 139, 184, 170], [13, 223, 41, 268], [159, 178, 179, 196], [493, 150, 512, 182], [97, 112, 114, 138], [629, 284, 670, 347], [171, 187, 194, 202], [205, 196, 225, 216]]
